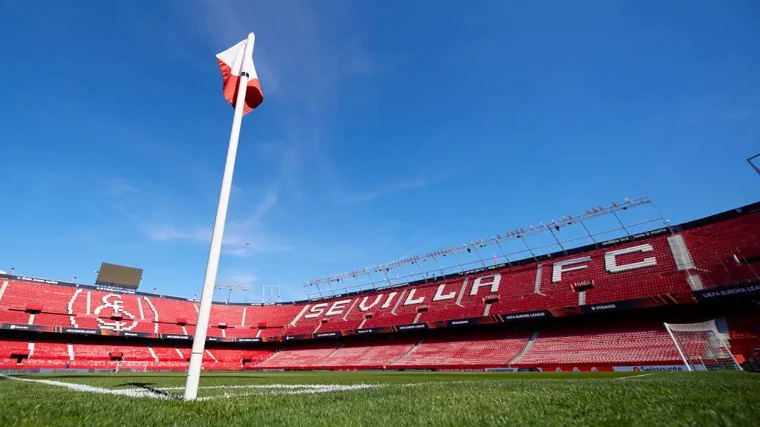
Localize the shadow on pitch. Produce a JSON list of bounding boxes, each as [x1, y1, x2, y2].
[[117, 382, 182, 400]]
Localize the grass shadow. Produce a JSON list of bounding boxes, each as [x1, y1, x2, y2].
[[117, 382, 182, 400]]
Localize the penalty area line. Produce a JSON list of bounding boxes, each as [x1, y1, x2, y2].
[[615, 373, 654, 380]]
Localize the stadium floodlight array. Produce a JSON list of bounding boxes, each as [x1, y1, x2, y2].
[[214, 284, 249, 304], [664, 320, 742, 371], [748, 153, 760, 176], [304, 197, 663, 299], [261, 284, 281, 304]]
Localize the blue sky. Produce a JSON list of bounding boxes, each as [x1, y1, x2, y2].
[[0, 1, 757, 302]]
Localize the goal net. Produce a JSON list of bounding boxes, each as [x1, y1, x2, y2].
[[114, 361, 150, 373], [664, 320, 742, 371]]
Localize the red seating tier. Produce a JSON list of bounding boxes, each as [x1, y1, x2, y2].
[[393, 331, 530, 368], [256, 343, 337, 368], [515, 322, 681, 365], [31, 341, 69, 360], [1, 203, 758, 339]]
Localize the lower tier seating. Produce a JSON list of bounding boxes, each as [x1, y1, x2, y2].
[[392, 331, 530, 368], [515, 322, 681, 365], [2, 312, 757, 371], [255, 343, 337, 369], [316, 338, 418, 368]]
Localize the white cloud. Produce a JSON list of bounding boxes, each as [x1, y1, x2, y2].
[[143, 184, 290, 257], [250, 187, 278, 225], [337, 177, 430, 205], [106, 178, 138, 196], [146, 225, 209, 242], [145, 222, 291, 257]]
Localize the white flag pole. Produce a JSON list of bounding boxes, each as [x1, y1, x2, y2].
[[184, 32, 255, 401]]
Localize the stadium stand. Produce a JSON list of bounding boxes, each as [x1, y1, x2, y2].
[[315, 337, 418, 369], [152, 344, 186, 361], [0, 308, 31, 324], [0, 338, 29, 360], [725, 315, 760, 365], [30, 340, 70, 360], [514, 322, 682, 366], [0, 201, 758, 372], [1, 313, 758, 371], [391, 331, 530, 369], [255, 342, 338, 369]]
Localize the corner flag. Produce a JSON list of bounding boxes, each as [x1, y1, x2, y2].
[[184, 32, 262, 402], [216, 36, 264, 114]]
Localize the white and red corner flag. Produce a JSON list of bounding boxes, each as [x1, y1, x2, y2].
[[216, 35, 264, 115]]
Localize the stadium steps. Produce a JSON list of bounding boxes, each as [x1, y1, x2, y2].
[[315, 345, 343, 365], [0, 280, 9, 304], [254, 349, 282, 366], [509, 331, 539, 364], [390, 340, 422, 365], [147, 345, 159, 362]]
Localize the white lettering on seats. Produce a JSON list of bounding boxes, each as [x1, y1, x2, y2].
[[404, 289, 425, 306], [552, 257, 591, 283], [325, 299, 351, 317], [94, 294, 138, 331], [289, 305, 311, 326], [469, 274, 501, 296], [432, 283, 456, 302], [68, 288, 81, 328], [381, 292, 398, 309], [604, 244, 656, 273], [359, 295, 383, 312], [304, 303, 328, 319]]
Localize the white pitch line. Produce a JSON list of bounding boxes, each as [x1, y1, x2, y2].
[[0, 374, 453, 403], [0, 375, 385, 401], [399, 380, 470, 387], [0, 374, 172, 400], [615, 373, 654, 380], [194, 384, 382, 401], [157, 383, 381, 391]]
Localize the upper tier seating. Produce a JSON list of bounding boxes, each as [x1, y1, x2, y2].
[[680, 214, 760, 287], [0, 308, 31, 324], [0, 281, 75, 314]]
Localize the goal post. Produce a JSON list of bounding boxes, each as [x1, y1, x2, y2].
[[664, 320, 742, 371]]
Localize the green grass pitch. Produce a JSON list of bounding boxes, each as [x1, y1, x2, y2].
[[1, 371, 759, 426]]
